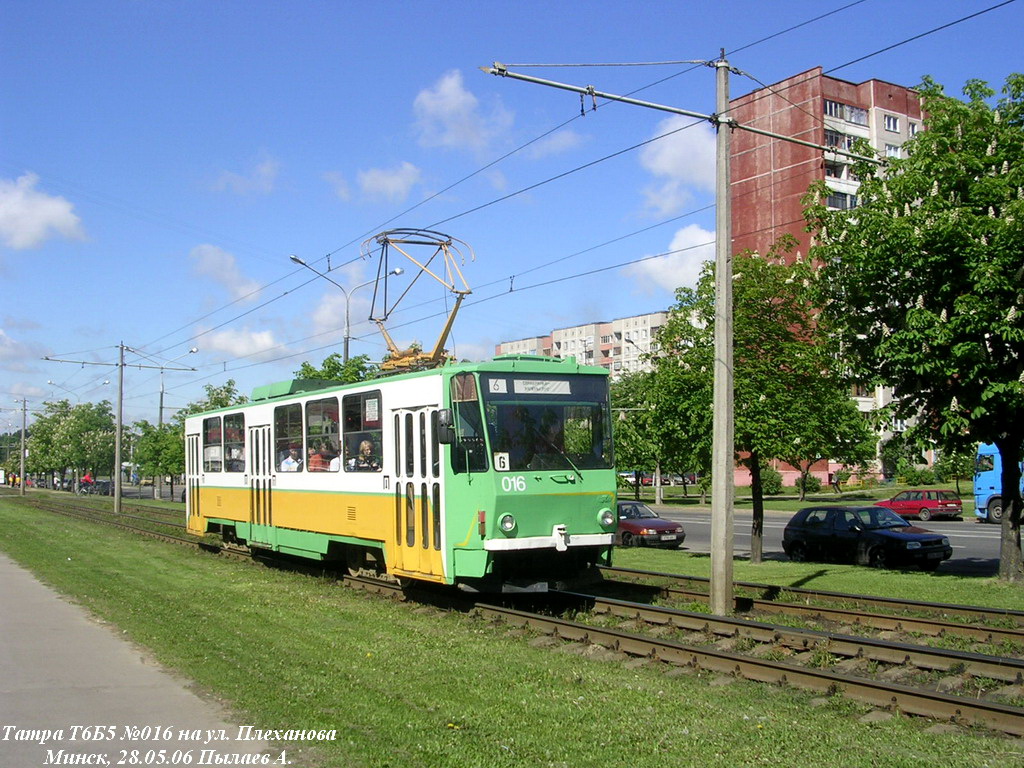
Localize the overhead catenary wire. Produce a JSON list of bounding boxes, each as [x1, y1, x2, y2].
[[133, 3, 877, 366], [51, 0, 966, 412]]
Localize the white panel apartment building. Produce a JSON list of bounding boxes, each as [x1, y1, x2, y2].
[[495, 311, 668, 379]]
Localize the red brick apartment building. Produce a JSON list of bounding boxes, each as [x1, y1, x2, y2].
[[729, 67, 924, 484], [730, 66, 922, 260]]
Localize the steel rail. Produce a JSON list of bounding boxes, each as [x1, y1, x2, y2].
[[615, 580, 1024, 647], [601, 565, 1024, 627], [475, 600, 1024, 736], [568, 592, 1024, 684]]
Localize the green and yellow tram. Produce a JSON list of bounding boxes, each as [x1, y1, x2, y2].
[[185, 355, 617, 591]]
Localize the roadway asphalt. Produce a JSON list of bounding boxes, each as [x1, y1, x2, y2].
[[0, 553, 272, 767], [647, 501, 1002, 576]]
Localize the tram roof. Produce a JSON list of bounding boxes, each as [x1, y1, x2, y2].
[[187, 355, 607, 417]]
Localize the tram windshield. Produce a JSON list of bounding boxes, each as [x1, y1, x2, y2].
[[480, 374, 613, 471]]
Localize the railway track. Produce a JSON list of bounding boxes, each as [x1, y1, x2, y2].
[[472, 598, 1024, 737], [601, 565, 1024, 649], [6, 491, 1024, 736], [602, 565, 1024, 628]]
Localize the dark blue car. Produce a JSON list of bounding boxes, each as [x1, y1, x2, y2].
[[782, 505, 952, 571]]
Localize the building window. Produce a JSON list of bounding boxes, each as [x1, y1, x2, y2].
[[824, 99, 843, 118], [885, 144, 901, 159], [826, 192, 857, 210], [909, 122, 918, 136], [825, 162, 844, 179], [884, 114, 900, 133], [824, 129, 854, 150], [845, 105, 868, 126]]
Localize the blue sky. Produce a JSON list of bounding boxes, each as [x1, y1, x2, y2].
[[1, 0, 1021, 426]]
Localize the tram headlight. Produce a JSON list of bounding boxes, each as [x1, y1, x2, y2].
[[499, 514, 517, 533], [599, 508, 615, 527]]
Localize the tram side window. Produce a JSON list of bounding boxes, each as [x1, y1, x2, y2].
[[274, 404, 303, 472], [223, 413, 245, 473], [203, 417, 223, 472], [450, 373, 488, 473], [342, 391, 382, 472], [305, 397, 340, 472]]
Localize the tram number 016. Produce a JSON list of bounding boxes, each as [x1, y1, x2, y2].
[[501, 475, 527, 493]]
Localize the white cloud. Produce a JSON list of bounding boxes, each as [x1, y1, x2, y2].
[[357, 162, 422, 203], [623, 224, 715, 293], [414, 70, 513, 155], [200, 327, 282, 360], [189, 244, 261, 302], [447, 340, 492, 363], [639, 117, 716, 216], [0, 173, 85, 250], [212, 152, 280, 195], [526, 129, 584, 159], [322, 171, 352, 201], [0, 327, 46, 373]]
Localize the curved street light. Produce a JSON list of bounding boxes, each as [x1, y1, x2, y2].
[[289, 255, 404, 362]]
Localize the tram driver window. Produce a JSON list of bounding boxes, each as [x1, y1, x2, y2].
[[202, 416, 223, 472], [451, 373, 488, 473], [342, 391, 382, 472], [274, 403, 303, 472]]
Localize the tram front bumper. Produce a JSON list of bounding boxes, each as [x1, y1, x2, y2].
[[484, 525, 614, 551]]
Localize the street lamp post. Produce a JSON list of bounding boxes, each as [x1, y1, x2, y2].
[[47, 380, 81, 402], [159, 348, 199, 429], [156, 347, 198, 501], [289, 255, 403, 362]]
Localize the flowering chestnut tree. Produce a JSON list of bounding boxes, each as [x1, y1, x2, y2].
[[804, 74, 1024, 579]]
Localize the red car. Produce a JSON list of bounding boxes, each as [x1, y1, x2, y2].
[[874, 489, 962, 521], [616, 501, 686, 548]]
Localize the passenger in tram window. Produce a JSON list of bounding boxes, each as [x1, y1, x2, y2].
[[307, 444, 329, 472], [280, 448, 301, 472], [353, 439, 381, 471]]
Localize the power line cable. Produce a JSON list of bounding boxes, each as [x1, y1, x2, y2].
[[139, 4, 868, 360]]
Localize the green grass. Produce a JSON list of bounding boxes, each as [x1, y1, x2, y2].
[[1, 498, 1022, 768], [611, 548, 1022, 611], [625, 481, 977, 515]]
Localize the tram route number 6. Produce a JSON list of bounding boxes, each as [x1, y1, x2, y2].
[[501, 475, 527, 492]]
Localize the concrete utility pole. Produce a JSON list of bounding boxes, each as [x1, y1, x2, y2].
[[114, 342, 124, 514], [44, 346, 196, 514], [483, 53, 738, 615], [20, 398, 27, 497], [709, 53, 735, 617], [481, 54, 883, 615]]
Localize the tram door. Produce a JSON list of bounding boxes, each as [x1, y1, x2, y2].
[[392, 407, 443, 579], [247, 424, 273, 545], [185, 432, 201, 531]]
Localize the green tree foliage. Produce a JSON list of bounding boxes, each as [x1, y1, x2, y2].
[[610, 372, 659, 500], [804, 73, 1024, 579], [134, 421, 186, 481], [171, 380, 249, 426], [139, 380, 251, 485], [27, 399, 116, 479], [933, 448, 975, 495], [294, 353, 377, 383], [655, 240, 873, 561]]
